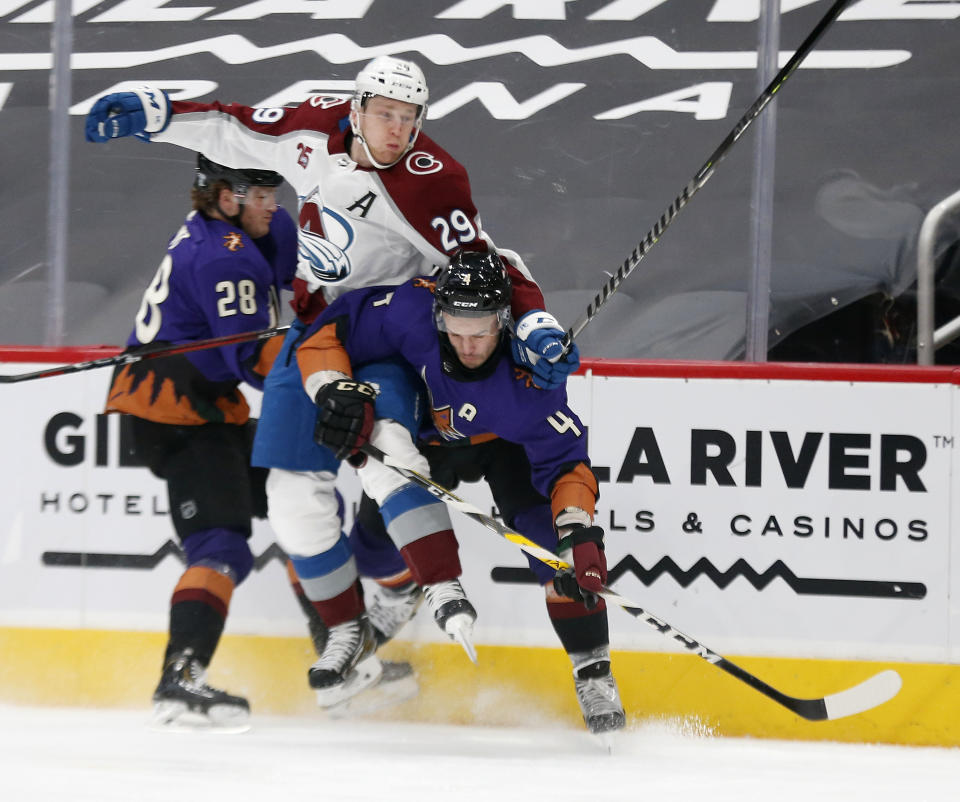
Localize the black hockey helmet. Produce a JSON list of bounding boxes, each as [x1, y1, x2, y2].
[[434, 250, 512, 329], [194, 153, 283, 197]]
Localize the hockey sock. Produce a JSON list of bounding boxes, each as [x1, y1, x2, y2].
[[544, 585, 609, 657], [288, 536, 365, 627], [165, 564, 235, 666], [286, 559, 329, 655], [380, 484, 462, 585]]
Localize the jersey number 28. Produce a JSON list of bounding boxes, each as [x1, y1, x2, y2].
[[216, 280, 258, 317]]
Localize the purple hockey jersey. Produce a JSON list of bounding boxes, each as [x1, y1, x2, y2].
[[106, 207, 297, 426], [298, 277, 598, 518]]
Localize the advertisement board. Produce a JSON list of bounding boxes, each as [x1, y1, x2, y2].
[[2, 352, 957, 664]]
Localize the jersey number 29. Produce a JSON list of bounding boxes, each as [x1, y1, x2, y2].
[[431, 209, 477, 252]]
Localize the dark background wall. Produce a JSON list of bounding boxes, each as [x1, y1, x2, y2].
[[1, 0, 956, 359]]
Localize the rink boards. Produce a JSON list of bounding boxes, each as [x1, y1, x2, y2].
[[2, 348, 960, 746]]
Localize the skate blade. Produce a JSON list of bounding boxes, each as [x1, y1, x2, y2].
[[380, 660, 414, 682], [590, 729, 617, 753], [315, 655, 384, 709], [444, 613, 478, 664], [585, 712, 625, 753], [150, 701, 251, 734], [327, 670, 419, 719]]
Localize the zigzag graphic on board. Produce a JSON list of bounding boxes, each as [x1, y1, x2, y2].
[[44, 543, 926, 601], [0, 33, 909, 72], [491, 554, 926, 600], [41, 540, 289, 571]]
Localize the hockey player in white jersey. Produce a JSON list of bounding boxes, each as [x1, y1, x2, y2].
[[85, 57, 582, 712]]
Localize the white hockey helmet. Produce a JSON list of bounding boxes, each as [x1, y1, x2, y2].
[[354, 56, 429, 111], [351, 56, 429, 169]]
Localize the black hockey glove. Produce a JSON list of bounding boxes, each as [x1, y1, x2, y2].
[[313, 379, 377, 462], [553, 525, 606, 610]]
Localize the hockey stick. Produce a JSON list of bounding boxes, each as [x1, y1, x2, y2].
[[359, 442, 902, 721], [562, 0, 851, 348], [0, 324, 291, 384]]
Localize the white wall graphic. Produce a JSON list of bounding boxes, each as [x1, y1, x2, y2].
[[1, 356, 956, 663]]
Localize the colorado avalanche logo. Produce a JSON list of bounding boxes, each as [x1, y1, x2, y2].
[[298, 205, 356, 283], [406, 151, 443, 176]]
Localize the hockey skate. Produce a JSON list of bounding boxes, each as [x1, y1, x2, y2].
[[151, 649, 250, 732], [309, 615, 384, 709], [366, 582, 424, 646], [423, 579, 477, 663], [326, 656, 419, 719], [571, 648, 626, 748]]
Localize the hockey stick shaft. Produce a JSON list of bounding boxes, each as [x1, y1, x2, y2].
[[562, 0, 852, 348], [0, 324, 291, 384], [360, 442, 901, 721]]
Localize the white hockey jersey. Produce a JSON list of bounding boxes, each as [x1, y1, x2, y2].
[[153, 95, 543, 320]]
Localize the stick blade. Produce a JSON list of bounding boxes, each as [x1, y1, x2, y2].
[[822, 669, 902, 720]]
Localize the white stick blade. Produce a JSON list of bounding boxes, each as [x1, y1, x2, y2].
[[823, 669, 902, 720]]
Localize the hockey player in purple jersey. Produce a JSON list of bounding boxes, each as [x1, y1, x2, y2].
[[104, 156, 298, 729], [297, 250, 626, 736]]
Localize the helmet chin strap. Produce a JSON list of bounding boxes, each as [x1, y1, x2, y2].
[[350, 104, 421, 170]]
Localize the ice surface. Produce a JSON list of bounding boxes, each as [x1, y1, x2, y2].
[[0, 705, 957, 801]]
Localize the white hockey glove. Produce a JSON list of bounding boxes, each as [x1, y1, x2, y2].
[[85, 85, 171, 143], [510, 310, 581, 390]]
